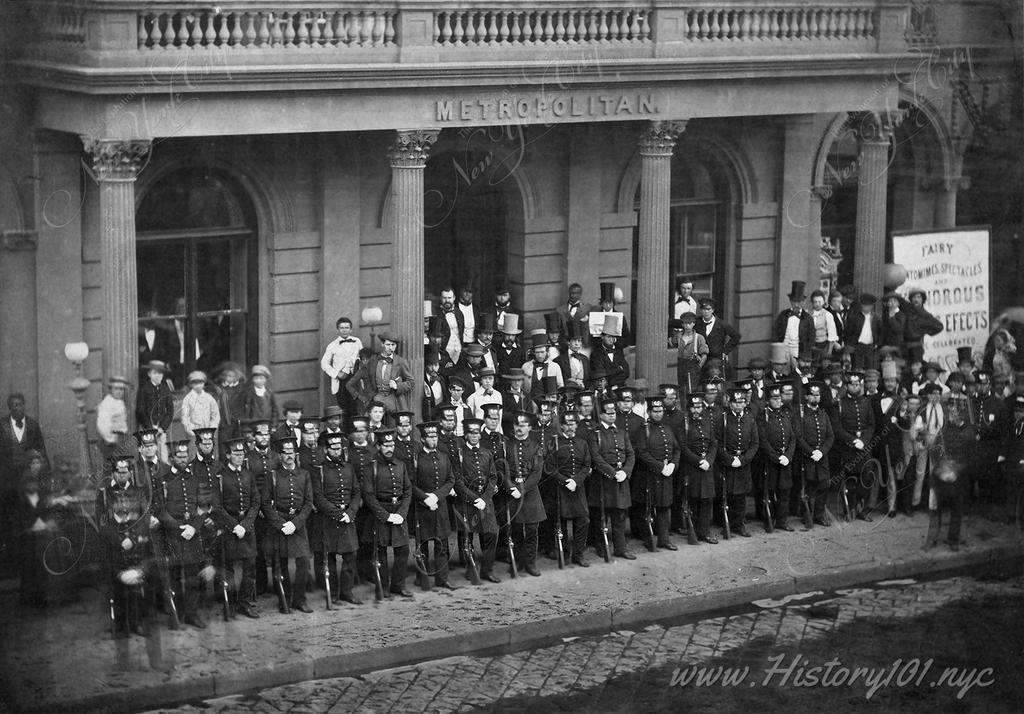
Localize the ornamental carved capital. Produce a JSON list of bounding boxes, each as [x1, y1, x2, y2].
[[81, 138, 151, 180], [388, 129, 440, 168], [638, 120, 687, 156], [851, 110, 905, 144]]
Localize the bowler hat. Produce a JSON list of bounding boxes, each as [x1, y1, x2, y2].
[[378, 331, 401, 344]]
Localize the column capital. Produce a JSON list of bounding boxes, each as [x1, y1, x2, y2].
[[81, 138, 151, 180], [851, 110, 904, 144], [388, 129, 440, 168], [638, 120, 687, 157]]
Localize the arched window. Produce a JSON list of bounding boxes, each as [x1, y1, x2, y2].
[[135, 167, 258, 389]]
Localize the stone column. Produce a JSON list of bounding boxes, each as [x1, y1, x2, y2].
[[635, 120, 686, 386], [934, 176, 967, 228], [853, 111, 897, 294], [82, 138, 150, 389], [388, 129, 438, 422]]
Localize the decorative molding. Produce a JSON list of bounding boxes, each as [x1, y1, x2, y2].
[[638, 120, 687, 156], [2, 229, 39, 251], [387, 129, 439, 169], [80, 138, 151, 180]]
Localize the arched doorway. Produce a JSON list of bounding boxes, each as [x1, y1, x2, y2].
[[135, 166, 259, 388], [424, 144, 510, 298]]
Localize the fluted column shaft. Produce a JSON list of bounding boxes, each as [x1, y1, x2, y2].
[[388, 129, 438, 423], [83, 138, 150, 390], [853, 112, 897, 294], [636, 120, 686, 386]]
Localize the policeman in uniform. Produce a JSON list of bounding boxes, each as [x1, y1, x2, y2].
[[97, 448, 169, 670], [156, 439, 213, 628], [190, 426, 223, 602], [347, 415, 378, 584], [635, 395, 682, 550], [681, 394, 718, 543], [213, 437, 261, 618], [411, 422, 459, 590], [715, 388, 759, 537], [973, 369, 1008, 504], [793, 381, 835, 526], [314, 432, 362, 605], [244, 418, 276, 594], [544, 410, 591, 566], [454, 418, 501, 583], [505, 411, 545, 576], [829, 371, 877, 520], [261, 435, 313, 613], [133, 428, 166, 571], [360, 429, 413, 598], [758, 384, 796, 531], [588, 396, 636, 559]]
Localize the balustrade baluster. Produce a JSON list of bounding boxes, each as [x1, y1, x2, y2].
[[796, 10, 808, 39], [807, 9, 819, 38], [837, 10, 848, 38], [452, 12, 464, 45], [202, 12, 215, 47], [322, 12, 335, 46], [358, 11, 371, 46], [865, 10, 874, 38], [779, 10, 790, 39], [826, 10, 837, 38], [374, 12, 386, 46], [498, 12, 510, 43], [769, 10, 780, 40], [295, 13, 308, 46], [311, 13, 324, 46], [707, 11, 719, 40], [219, 14, 231, 47], [697, 10, 709, 40], [487, 11, 498, 43]]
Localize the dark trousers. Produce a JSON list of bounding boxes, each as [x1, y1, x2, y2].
[[111, 581, 165, 669], [807, 479, 829, 521], [326, 551, 357, 598], [691, 498, 713, 539], [556, 515, 589, 560], [169, 562, 202, 619], [608, 507, 628, 555], [417, 538, 451, 585], [226, 557, 256, 609], [335, 376, 356, 416], [466, 532, 497, 576], [727, 493, 748, 532], [511, 522, 539, 569], [378, 545, 409, 593], [287, 556, 310, 607], [929, 490, 964, 544], [851, 343, 877, 371], [655, 506, 672, 545], [771, 488, 791, 523]]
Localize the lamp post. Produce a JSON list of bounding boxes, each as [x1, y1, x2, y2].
[[361, 306, 383, 346], [64, 342, 92, 480]]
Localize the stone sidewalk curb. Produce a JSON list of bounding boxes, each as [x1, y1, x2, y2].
[[32, 540, 1024, 714]]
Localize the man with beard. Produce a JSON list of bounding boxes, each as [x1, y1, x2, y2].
[[454, 418, 501, 583], [680, 395, 718, 544], [715, 388, 759, 537], [360, 429, 413, 598], [544, 410, 591, 566], [213, 437, 261, 618], [313, 432, 362, 605], [437, 287, 465, 365], [588, 396, 636, 559], [793, 382, 835, 526], [261, 436, 313, 613], [757, 384, 796, 531], [829, 371, 877, 521], [504, 411, 545, 576], [410, 422, 459, 590]]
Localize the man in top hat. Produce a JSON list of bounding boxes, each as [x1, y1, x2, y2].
[[590, 314, 630, 390], [467, 367, 504, 421], [903, 287, 944, 364], [454, 417, 502, 583], [793, 381, 835, 526], [845, 293, 883, 371], [156, 439, 216, 628], [321, 316, 364, 414], [673, 275, 699, 319], [828, 371, 877, 521], [556, 283, 593, 348], [261, 435, 314, 612], [409, 421, 459, 590], [555, 319, 591, 386], [757, 384, 797, 531], [136, 361, 174, 456], [880, 291, 909, 359], [541, 312, 564, 361], [481, 278, 521, 336], [359, 429, 413, 598], [437, 287, 466, 364], [347, 331, 414, 419], [470, 313, 499, 372], [543, 409, 592, 566], [521, 332, 564, 399], [213, 436, 262, 618], [97, 375, 132, 463], [774, 281, 814, 363], [634, 395, 682, 550], [680, 393, 719, 543], [696, 298, 741, 378], [714, 388, 760, 537], [312, 431, 362, 605], [955, 347, 977, 384], [491, 313, 525, 375], [589, 395, 636, 559], [273, 400, 305, 444], [503, 411, 546, 576], [873, 360, 910, 516]]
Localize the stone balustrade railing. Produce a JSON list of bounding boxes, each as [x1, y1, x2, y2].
[[434, 9, 652, 47], [678, 6, 876, 42]]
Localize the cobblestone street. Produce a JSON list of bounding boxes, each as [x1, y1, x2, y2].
[[153, 573, 1024, 713]]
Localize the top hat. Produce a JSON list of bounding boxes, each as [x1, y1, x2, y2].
[[565, 318, 587, 340], [540, 376, 560, 396], [282, 399, 304, 412], [544, 312, 561, 333], [529, 332, 549, 349], [787, 281, 807, 301], [602, 312, 624, 338], [956, 347, 974, 365], [425, 344, 441, 366], [859, 293, 878, 306], [599, 282, 616, 304], [500, 313, 522, 335], [423, 300, 434, 319], [477, 312, 498, 333], [493, 278, 511, 295], [770, 342, 789, 364]]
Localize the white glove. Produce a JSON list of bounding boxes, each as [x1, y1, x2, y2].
[[565, 479, 577, 492], [340, 513, 351, 523], [614, 470, 627, 483], [119, 568, 144, 586], [180, 524, 196, 540], [120, 537, 134, 551], [450, 488, 457, 497], [998, 455, 1006, 463], [853, 439, 864, 450], [424, 493, 439, 509], [232, 525, 246, 539], [661, 463, 675, 476], [473, 498, 486, 511], [699, 459, 710, 471], [30, 518, 49, 533], [811, 450, 823, 462], [511, 487, 522, 499], [731, 456, 741, 468], [150, 515, 160, 529], [388, 513, 405, 525], [199, 564, 216, 583], [281, 521, 296, 536], [778, 455, 790, 467]]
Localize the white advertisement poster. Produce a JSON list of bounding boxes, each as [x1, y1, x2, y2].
[[891, 228, 990, 371]]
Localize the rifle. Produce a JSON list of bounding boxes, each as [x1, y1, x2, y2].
[[643, 425, 656, 552], [323, 557, 333, 609], [720, 413, 731, 540], [370, 519, 386, 601], [797, 402, 813, 529], [161, 555, 180, 629], [451, 505, 482, 585], [551, 428, 569, 567], [219, 538, 231, 621], [763, 462, 774, 533], [598, 476, 612, 562], [682, 471, 699, 545], [272, 558, 290, 613], [109, 596, 117, 639], [505, 498, 519, 577], [413, 512, 431, 591]]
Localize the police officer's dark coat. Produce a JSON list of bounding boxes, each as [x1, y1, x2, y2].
[[313, 457, 361, 554], [588, 421, 635, 509], [244, 447, 278, 489], [680, 411, 719, 499], [454, 443, 499, 534], [793, 406, 835, 483], [213, 464, 260, 560], [543, 433, 591, 518], [411, 447, 455, 539], [135, 457, 166, 555], [260, 466, 313, 558], [96, 479, 153, 574], [757, 406, 796, 491], [829, 393, 877, 477], [634, 420, 682, 507], [504, 436, 546, 524], [715, 409, 760, 494], [190, 453, 223, 559], [156, 464, 213, 565], [360, 453, 412, 547]]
